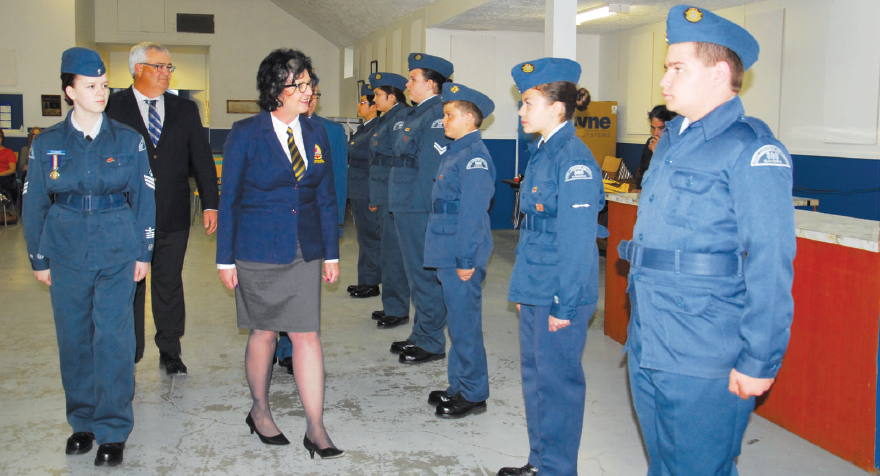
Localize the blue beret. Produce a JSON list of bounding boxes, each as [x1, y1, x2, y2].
[[666, 5, 759, 70], [408, 53, 453, 79], [369, 72, 408, 92], [60, 47, 106, 77], [360, 83, 375, 97], [511, 58, 581, 93], [441, 82, 495, 118]]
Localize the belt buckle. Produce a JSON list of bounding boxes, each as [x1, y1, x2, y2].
[[84, 195, 92, 211]]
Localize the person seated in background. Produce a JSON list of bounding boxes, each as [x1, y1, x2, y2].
[[634, 105, 677, 191], [0, 128, 17, 206]]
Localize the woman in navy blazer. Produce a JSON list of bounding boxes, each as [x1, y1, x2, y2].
[[217, 49, 343, 458]]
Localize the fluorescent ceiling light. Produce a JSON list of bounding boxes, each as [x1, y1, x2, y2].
[[576, 4, 630, 25]]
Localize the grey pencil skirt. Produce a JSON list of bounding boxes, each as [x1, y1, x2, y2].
[[234, 244, 322, 333]]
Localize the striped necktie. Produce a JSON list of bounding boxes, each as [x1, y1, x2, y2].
[[147, 99, 162, 146], [287, 127, 305, 181]]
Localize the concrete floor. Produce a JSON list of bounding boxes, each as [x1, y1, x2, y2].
[[0, 213, 871, 475]]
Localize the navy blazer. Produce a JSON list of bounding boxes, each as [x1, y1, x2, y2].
[[312, 114, 349, 226], [216, 111, 339, 265]]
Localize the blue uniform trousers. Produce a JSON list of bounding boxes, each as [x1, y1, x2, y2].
[[627, 291, 754, 476], [350, 198, 381, 285], [394, 211, 447, 354], [438, 266, 488, 402], [276, 333, 292, 360], [378, 205, 410, 317], [50, 259, 136, 444], [520, 303, 593, 476]]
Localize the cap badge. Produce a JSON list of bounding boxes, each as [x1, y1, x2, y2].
[[684, 7, 702, 22], [98, 68, 103, 75], [414, 54, 423, 61], [450, 85, 459, 93], [522, 63, 535, 73], [375, 73, 382, 80]]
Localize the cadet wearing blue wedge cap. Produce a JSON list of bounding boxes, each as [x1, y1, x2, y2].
[[618, 5, 795, 476], [24, 47, 155, 467], [386, 53, 454, 363], [369, 72, 408, 93], [499, 57, 605, 476], [423, 82, 495, 419]]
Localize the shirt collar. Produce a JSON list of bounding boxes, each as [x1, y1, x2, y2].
[[271, 112, 301, 135], [133, 86, 163, 103], [447, 129, 481, 154], [676, 95, 743, 141], [418, 94, 439, 107], [70, 112, 104, 139], [528, 121, 574, 155]]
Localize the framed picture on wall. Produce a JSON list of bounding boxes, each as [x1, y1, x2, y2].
[[41, 95, 62, 116], [370, 60, 378, 74], [357, 80, 364, 98], [226, 100, 260, 114]]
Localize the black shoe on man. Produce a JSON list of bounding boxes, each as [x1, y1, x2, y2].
[[427, 390, 454, 406], [372, 310, 386, 321], [159, 351, 187, 375], [436, 394, 487, 419], [351, 284, 380, 298], [94, 442, 125, 467], [377, 315, 409, 329], [497, 463, 538, 476], [399, 346, 445, 364], [346, 284, 362, 293], [66, 432, 95, 455], [390, 339, 416, 354], [278, 356, 293, 375]]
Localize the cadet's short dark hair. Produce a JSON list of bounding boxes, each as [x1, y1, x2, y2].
[[61, 73, 76, 106], [648, 105, 677, 122], [446, 100, 483, 128], [256, 49, 313, 112], [419, 67, 450, 94], [376, 85, 408, 105], [694, 42, 744, 93]]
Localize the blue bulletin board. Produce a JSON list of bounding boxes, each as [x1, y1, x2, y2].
[[0, 94, 24, 130]]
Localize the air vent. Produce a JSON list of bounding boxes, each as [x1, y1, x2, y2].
[[177, 14, 214, 34]]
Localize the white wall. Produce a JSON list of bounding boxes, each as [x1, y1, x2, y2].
[[600, 0, 880, 160], [94, 0, 340, 129], [0, 0, 77, 135]]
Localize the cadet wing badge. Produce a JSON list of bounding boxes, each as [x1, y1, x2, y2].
[[314, 145, 324, 163]]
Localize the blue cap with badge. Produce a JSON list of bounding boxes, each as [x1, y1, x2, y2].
[[408, 53, 454, 79], [442, 82, 495, 118], [511, 57, 581, 93], [666, 5, 759, 70], [60, 47, 106, 77], [360, 82, 375, 97], [369, 72, 408, 92]]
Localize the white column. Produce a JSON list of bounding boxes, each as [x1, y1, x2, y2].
[[544, 0, 577, 59]]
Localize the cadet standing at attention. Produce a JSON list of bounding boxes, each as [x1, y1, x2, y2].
[[390, 53, 453, 364], [619, 6, 796, 475], [23, 47, 155, 467], [368, 72, 412, 329], [501, 58, 605, 476], [346, 83, 382, 299], [424, 83, 495, 419]]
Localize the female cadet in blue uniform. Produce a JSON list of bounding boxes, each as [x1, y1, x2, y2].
[[23, 47, 155, 467], [346, 83, 382, 298], [424, 83, 495, 419], [390, 53, 454, 364], [619, 6, 796, 475], [367, 72, 412, 329], [500, 58, 605, 476]]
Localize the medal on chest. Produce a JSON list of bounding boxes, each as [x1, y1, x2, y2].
[[49, 152, 64, 180]]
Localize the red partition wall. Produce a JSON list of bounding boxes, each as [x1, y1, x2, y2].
[[604, 200, 636, 344], [755, 237, 880, 472]]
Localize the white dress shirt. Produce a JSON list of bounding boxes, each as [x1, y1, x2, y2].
[[70, 113, 103, 140], [132, 87, 165, 129]]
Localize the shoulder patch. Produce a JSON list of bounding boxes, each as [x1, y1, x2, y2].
[[434, 142, 448, 155], [138, 138, 146, 152], [393, 121, 404, 131], [431, 119, 444, 129], [751, 145, 790, 168], [467, 157, 488, 170], [565, 164, 593, 181]]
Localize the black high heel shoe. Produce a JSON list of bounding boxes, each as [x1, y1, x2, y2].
[[245, 413, 290, 445], [302, 434, 345, 459]]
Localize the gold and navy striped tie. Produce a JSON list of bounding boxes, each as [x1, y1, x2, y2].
[[287, 127, 305, 181]]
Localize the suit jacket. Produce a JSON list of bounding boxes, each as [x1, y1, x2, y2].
[[216, 111, 339, 265], [312, 114, 348, 225], [106, 87, 218, 232]]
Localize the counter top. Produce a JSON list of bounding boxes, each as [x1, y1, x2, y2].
[[794, 210, 880, 252]]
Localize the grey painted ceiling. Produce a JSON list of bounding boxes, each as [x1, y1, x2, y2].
[[271, 0, 762, 47]]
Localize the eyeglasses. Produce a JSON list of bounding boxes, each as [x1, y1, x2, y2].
[[358, 100, 369, 106], [284, 80, 316, 93], [140, 63, 176, 73]]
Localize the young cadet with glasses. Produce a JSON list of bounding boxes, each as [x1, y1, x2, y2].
[[424, 83, 496, 419], [23, 47, 155, 467], [619, 6, 796, 475], [500, 58, 605, 476]]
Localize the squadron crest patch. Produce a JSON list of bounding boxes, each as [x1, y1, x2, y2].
[[466, 158, 488, 170], [565, 164, 593, 181], [432, 119, 444, 129], [750, 145, 790, 168], [314, 145, 324, 163], [393, 121, 404, 131]]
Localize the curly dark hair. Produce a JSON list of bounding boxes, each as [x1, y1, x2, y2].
[[256, 48, 313, 112], [648, 104, 677, 122]]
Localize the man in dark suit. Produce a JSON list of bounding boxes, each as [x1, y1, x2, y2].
[[106, 42, 219, 374], [307, 81, 348, 231]]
